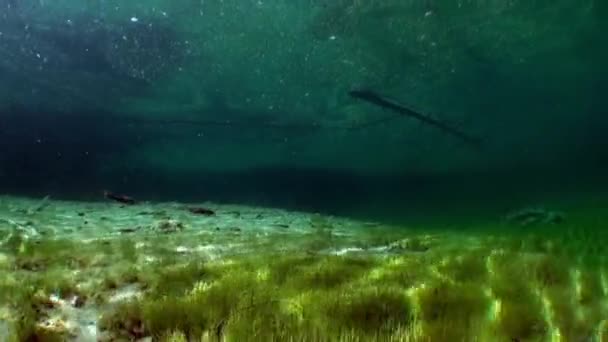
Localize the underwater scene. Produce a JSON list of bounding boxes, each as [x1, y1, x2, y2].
[[1, 0, 607, 341]]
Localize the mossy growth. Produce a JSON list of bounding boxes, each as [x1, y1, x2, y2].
[[415, 280, 489, 341]]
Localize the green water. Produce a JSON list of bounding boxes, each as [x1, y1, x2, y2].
[[1, 1, 607, 341]]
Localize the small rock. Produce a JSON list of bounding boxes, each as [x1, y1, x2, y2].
[[70, 295, 86, 308], [37, 318, 69, 336], [175, 246, 190, 253], [334, 247, 365, 255]]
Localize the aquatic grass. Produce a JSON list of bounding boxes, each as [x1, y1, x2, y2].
[[576, 269, 604, 306], [414, 280, 489, 341], [321, 286, 413, 335], [117, 237, 139, 263], [542, 286, 598, 341], [289, 255, 379, 289], [367, 256, 432, 289], [493, 299, 548, 341], [3, 195, 608, 340], [100, 262, 143, 291], [103, 268, 273, 340], [160, 331, 188, 342], [13, 238, 100, 272], [531, 254, 571, 288], [268, 253, 320, 285], [435, 248, 490, 283], [144, 260, 216, 297], [32, 269, 83, 299], [98, 300, 146, 340], [2, 285, 67, 342]]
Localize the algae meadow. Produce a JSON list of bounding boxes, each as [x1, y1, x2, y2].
[[1, 195, 608, 341]]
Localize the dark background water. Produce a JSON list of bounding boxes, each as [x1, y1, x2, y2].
[[1, 0, 606, 219]]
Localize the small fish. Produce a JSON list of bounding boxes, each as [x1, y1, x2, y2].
[[103, 190, 136, 205], [187, 207, 215, 216]]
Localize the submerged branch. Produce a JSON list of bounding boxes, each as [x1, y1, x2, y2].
[[349, 89, 483, 148]]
